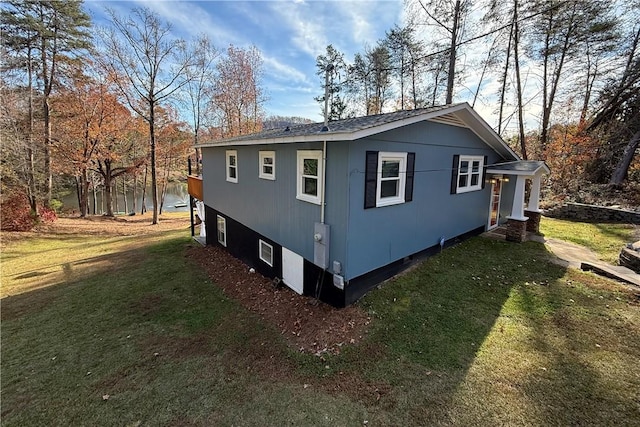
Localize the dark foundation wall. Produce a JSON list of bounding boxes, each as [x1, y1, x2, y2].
[[205, 205, 485, 308], [205, 204, 346, 307]]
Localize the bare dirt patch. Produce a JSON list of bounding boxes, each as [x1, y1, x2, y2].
[[186, 244, 372, 355]]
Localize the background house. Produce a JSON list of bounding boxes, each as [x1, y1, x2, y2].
[[193, 103, 548, 307]]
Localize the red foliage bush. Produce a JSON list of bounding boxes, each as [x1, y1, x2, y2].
[[0, 194, 57, 231]]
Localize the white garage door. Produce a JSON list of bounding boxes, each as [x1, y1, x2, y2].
[[281, 247, 304, 295]]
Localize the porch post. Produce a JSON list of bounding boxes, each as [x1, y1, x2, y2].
[[509, 175, 528, 221], [524, 173, 543, 233], [527, 174, 542, 212], [506, 175, 528, 242]]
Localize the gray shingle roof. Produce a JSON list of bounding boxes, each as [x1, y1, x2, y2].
[[196, 102, 520, 161], [201, 104, 456, 144]]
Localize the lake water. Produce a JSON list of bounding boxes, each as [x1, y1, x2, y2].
[[61, 182, 190, 215]]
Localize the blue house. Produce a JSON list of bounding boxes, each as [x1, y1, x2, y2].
[[193, 103, 549, 307]]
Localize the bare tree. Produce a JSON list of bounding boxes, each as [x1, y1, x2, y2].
[[99, 7, 192, 224], [182, 34, 218, 175], [409, 0, 469, 104]]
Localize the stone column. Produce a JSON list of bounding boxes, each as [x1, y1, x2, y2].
[[524, 210, 541, 233], [506, 218, 528, 242], [524, 173, 543, 233]]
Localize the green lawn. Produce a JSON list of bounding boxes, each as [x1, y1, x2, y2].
[[539, 217, 637, 263], [2, 223, 639, 426]]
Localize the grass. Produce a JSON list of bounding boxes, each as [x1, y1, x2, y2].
[[2, 221, 639, 426], [539, 217, 637, 263]]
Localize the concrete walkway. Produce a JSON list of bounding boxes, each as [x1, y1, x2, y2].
[[483, 227, 640, 287]]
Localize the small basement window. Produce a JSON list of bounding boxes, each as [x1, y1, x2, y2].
[[226, 150, 238, 183], [259, 239, 273, 266], [259, 151, 275, 180], [217, 215, 226, 247], [456, 155, 483, 193], [296, 150, 323, 205]]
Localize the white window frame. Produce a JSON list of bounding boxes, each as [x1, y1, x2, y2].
[[216, 215, 227, 247], [258, 239, 273, 266], [296, 150, 323, 205], [376, 152, 407, 207], [457, 155, 484, 194], [226, 150, 238, 183], [258, 151, 276, 180]]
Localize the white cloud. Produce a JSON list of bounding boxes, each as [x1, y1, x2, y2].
[[262, 55, 310, 84]]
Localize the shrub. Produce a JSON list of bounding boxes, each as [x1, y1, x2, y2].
[[0, 194, 57, 231]]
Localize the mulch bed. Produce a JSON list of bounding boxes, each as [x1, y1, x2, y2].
[[186, 244, 372, 355]]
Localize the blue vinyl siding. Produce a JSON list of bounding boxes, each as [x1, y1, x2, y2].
[[201, 119, 514, 286], [201, 142, 348, 265], [343, 120, 503, 280]]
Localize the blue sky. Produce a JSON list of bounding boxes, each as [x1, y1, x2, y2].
[[84, 0, 406, 122]]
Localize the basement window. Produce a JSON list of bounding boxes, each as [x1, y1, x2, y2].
[[259, 240, 273, 266], [217, 215, 227, 247]]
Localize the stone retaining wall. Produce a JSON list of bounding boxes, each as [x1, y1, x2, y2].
[[544, 202, 640, 224], [620, 247, 640, 273]]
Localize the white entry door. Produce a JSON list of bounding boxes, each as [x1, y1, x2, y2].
[[282, 247, 304, 295], [487, 179, 502, 230]]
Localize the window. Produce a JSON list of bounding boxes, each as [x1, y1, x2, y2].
[[259, 151, 275, 180], [216, 215, 226, 247], [364, 151, 415, 209], [258, 239, 273, 266], [376, 152, 407, 207], [226, 150, 238, 183], [455, 155, 484, 193], [296, 150, 323, 205]]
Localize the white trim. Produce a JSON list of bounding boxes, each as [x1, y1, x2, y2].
[[296, 150, 323, 205], [376, 152, 407, 207], [225, 150, 238, 183], [216, 215, 227, 247], [487, 179, 502, 230], [258, 150, 275, 180], [456, 155, 484, 194], [258, 239, 273, 266]]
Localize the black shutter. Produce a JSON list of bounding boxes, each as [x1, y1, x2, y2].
[[405, 152, 415, 202], [450, 154, 460, 194], [481, 155, 488, 189], [364, 151, 378, 209]]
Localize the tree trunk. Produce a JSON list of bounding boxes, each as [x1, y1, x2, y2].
[[123, 176, 128, 214], [104, 163, 114, 217], [149, 105, 159, 224], [26, 51, 38, 216], [610, 130, 640, 185], [75, 176, 82, 216], [513, 0, 527, 160], [133, 173, 138, 214], [79, 169, 89, 217], [92, 172, 97, 215], [497, 13, 514, 136], [43, 97, 52, 206], [141, 164, 147, 215], [445, 0, 461, 104]]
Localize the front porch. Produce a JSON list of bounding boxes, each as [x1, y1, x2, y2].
[[487, 160, 550, 243]]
